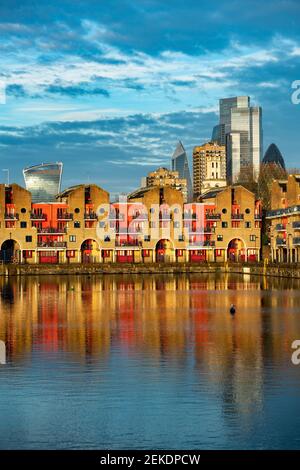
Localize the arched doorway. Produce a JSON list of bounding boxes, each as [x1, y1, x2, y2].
[[0, 239, 21, 264], [227, 238, 246, 262], [156, 239, 173, 262], [81, 239, 100, 264]]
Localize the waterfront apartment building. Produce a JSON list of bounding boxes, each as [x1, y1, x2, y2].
[[0, 181, 262, 265], [266, 175, 300, 263], [193, 142, 227, 198], [212, 96, 263, 183], [23, 162, 63, 203], [145, 167, 188, 202]]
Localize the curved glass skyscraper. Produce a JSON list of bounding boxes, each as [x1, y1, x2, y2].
[[23, 162, 63, 202]]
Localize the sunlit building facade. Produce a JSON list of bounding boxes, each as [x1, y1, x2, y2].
[[145, 167, 188, 202], [212, 96, 263, 183], [23, 162, 63, 203], [193, 142, 227, 198], [0, 181, 262, 264], [267, 174, 300, 263]]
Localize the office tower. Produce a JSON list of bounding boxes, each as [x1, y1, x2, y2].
[[262, 143, 286, 170], [193, 142, 226, 198], [23, 162, 63, 203], [213, 96, 263, 182], [145, 167, 188, 202], [171, 141, 193, 201]]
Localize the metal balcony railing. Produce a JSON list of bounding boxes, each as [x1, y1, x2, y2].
[[231, 213, 244, 220], [37, 227, 67, 234], [276, 238, 286, 246], [4, 213, 19, 220], [293, 238, 300, 246], [205, 213, 221, 220], [37, 241, 67, 248], [30, 212, 47, 220], [275, 224, 286, 231], [57, 213, 73, 220], [292, 221, 300, 229], [84, 212, 98, 220]]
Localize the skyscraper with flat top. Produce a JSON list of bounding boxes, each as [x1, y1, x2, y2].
[[171, 141, 192, 201], [213, 96, 263, 183]]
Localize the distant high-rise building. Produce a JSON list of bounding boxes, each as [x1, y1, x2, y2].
[[23, 162, 63, 203], [193, 142, 227, 198], [213, 96, 263, 183], [262, 143, 286, 170], [145, 167, 188, 202], [171, 141, 192, 201]]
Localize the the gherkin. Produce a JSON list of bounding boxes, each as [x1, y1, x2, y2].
[[262, 143, 285, 170]]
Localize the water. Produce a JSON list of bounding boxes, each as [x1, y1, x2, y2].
[[0, 273, 300, 450]]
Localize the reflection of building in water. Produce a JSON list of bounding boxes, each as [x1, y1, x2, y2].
[[1, 276, 300, 382]]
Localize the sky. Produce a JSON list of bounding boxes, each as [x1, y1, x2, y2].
[[0, 0, 300, 196]]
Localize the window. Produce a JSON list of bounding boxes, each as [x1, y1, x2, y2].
[[69, 235, 76, 242], [217, 235, 223, 241], [222, 221, 228, 228], [144, 235, 150, 242], [74, 221, 80, 228], [66, 250, 75, 258], [75, 208, 80, 214], [99, 221, 105, 228], [21, 208, 26, 214], [250, 235, 257, 242], [20, 221, 27, 228], [104, 236, 110, 242], [245, 222, 251, 228], [222, 208, 227, 214], [25, 235, 32, 243], [178, 235, 184, 241], [23, 250, 33, 258], [245, 208, 251, 214], [174, 221, 180, 228]]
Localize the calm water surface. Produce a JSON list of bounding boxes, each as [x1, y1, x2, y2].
[[0, 273, 300, 450]]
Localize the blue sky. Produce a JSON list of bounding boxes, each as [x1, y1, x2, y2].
[[0, 0, 300, 195]]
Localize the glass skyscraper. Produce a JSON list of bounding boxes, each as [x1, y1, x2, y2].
[[23, 162, 63, 202], [171, 141, 193, 201], [213, 96, 263, 182]]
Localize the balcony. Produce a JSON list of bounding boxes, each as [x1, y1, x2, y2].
[[84, 212, 98, 220], [293, 238, 300, 246], [57, 213, 73, 220], [205, 213, 221, 220], [115, 239, 141, 247], [109, 212, 125, 221], [4, 213, 19, 220], [275, 224, 286, 231], [204, 240, 216, 247], [276, 238, 286, 246], [132, 212, 148, 220], [267, 205, 300, 219], [37, 227, 67, 234], [183, 213, 197, 220], [37, 241, 67, 248], [159, 212, 172, 221], [231, 213, 244, 220], [255, 214, 262, 220], [292, 221, 300, 230], [30, 212, 47, 221]]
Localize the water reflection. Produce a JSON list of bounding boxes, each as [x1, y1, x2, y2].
[[0, 274, 300, 449]]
